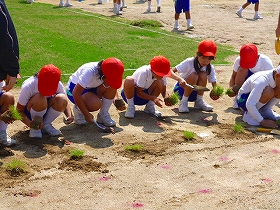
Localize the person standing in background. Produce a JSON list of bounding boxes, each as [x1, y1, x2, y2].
[[174, 0, 194, 30], [0, 0, 20, 146], [236, 0, 263, 20]]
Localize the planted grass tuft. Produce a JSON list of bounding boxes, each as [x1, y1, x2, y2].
[[125, 144, 144, 152], [183, 130, 195, 140], [6, 159, 27, 177], [234, 123, 244, 133], [69, 149, 85, 160]]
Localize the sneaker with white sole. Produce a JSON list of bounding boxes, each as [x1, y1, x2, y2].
[[125, 106, 135, 118], [194, 99, 213, 111], [97, 112, 116, 127], [146, 7, 151, 13], [187, 23, 194, 30], [233, 97, 239, 109], [64, 2, 73, 7], [174, 22, 179, 30], [0, 130, 17, 146], [242, 111, 260, 126], [253, 14, 263, 20], [236, 11, 243, 18], [73, 105, 87, 125], [59, 2, 64, 6], [178, 100, 189, 113], [43, 124, 62, 136], [29, 129, 42, 138], [144, 102, 162, 117], [259, 108, 280, 121]]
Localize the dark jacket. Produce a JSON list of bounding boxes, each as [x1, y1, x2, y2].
[[0, 0, 19, 80]]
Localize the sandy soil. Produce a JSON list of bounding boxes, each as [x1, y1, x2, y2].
[[1, 0, 280, 209]]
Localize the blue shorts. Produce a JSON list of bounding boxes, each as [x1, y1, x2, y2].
[[247, 0, 259, 4], [173, 82, 197, 102], [237, 93, 250, 112], [121, 88, 149, 106], [174, 0, 190, 13], [66, 82, 97, 104]]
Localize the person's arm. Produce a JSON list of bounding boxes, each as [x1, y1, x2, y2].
[[276, 11, 280, 37], [63, 103, 74, 124], [0, 4, 19, 89]]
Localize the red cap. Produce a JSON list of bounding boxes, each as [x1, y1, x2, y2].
[[102, 58, 124, 89], [239, 43, 259, 69], [150, 56, 171, 77], [38, 64, 61, 96], [198, 40, 217, 57]]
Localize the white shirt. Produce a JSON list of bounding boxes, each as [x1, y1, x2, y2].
[[18, 76, 65, 106], [175, 57, 216, 83], [68, 62, 103, 89], [132, 65, 167, 89], [233, 54, 274, 73], [237, 69, 278, 122]]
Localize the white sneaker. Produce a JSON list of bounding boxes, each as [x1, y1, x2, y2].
[[73, 105, 87, 125], [144, 102, 162, 117], [125, 106, 135, 118], [233, 97, 239, 109], [29, 129, 42, 138], [43, 124, 62, 136], [178, 100, 189, 113], [116, 10, 122, 15], [64, 2, 73, 6], [0, 131, 17, 146], [59, 2, 64, 6], [97, 112, 116, 127], [259, 108, 280, 121], [242, 111, 260, 126], [174, 22, 179, 29], [253, 14, 263, 20], [98, 0, 102, 4], [146, 7, 151, 13], [187, 23, 194, 30], [236, 10, 243, 18], [194, 99, 213, 111]]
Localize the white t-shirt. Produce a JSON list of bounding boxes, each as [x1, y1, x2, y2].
[[175, 57, 216, 83], [233, 54, 274, 73], [237, 69, 279, 122], [68, 62, 103, 89], [18, 76, 65, 106], [132, 65, 167, 89]]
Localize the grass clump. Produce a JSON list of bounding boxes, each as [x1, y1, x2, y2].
[[165, 92, 180, 106], [1, 105, 22, 122], [233, 123, 244, 133], [212, 85, 224, 96], [183, 130, 195, 140], [6, 159, 27, 177], [225, 88, 234, 96], [130, 20, 163, 28], [69, 149, 85, 160], [125, 144, 144, 151]]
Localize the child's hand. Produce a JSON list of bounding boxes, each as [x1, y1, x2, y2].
[[164, 98, 173, 106], [154, 98, 163, 108], [210, 90, 220, 100]]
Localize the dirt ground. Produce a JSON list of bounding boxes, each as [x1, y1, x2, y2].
[[1, 0, 280, 209]]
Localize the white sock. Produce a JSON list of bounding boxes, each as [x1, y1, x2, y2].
[[175, 20, 179, 25], [30, 108, 46, 120], [256, 102, 265, 110], [255, 11, 259, 16], [148, 1, 151, 8], [60, 0, 63, 4], [44, 107, 62, 125], [238, 8, 244, 13], [100, 97, 113, 114], [196, 95, 203, 101], [127, 98, 134, 107], [122, 0, 125, 6], [182, 95, 188, 101], [156, 0, 160, 6], [0, 121, 8, 132], [187, 19, 192, 25]]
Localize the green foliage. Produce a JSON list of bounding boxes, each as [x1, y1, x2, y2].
[[69, 149, 85, 159], [7, 1, 237, 87], [212, 85, 225, 96], [233, 123, 244, 133], [8, 105, 22, 120], [167, 92, 180, 105], [6, 159, 27, 176], [130, 20, 163, 28], [183, 130, 195, 140], [125, 144, 144, 151], [225, 88, 234, 96]]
